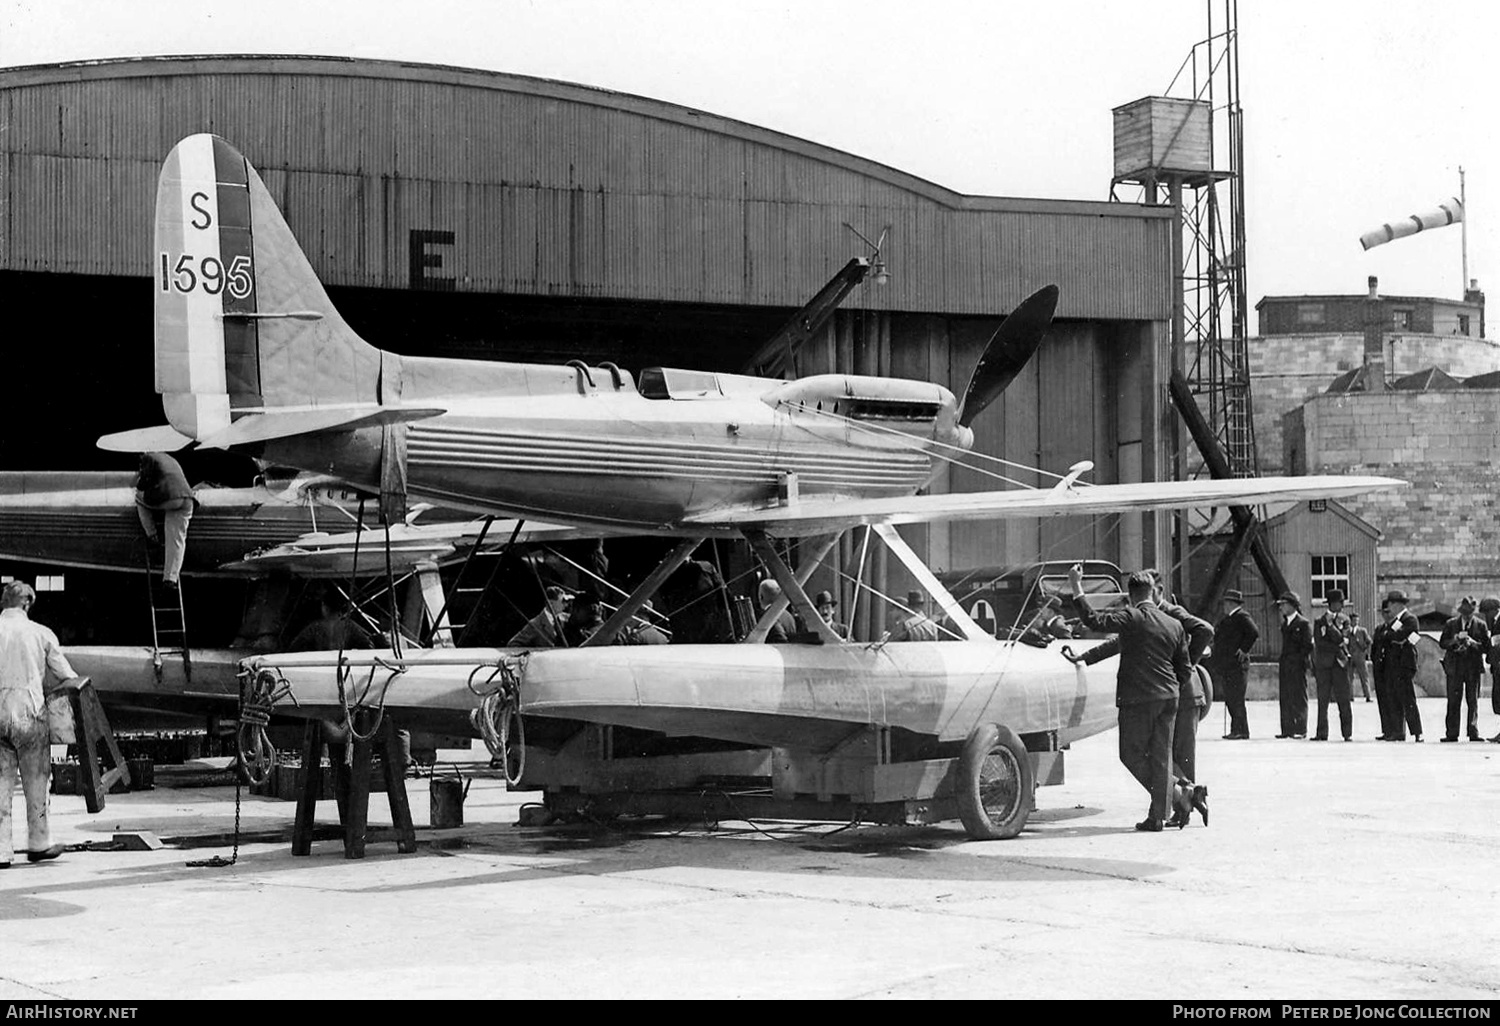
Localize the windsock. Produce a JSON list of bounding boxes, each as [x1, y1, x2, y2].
[[1360, 197, 1464, 251]]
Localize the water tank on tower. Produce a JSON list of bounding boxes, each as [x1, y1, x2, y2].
[[1112, 96, 1216, 188]]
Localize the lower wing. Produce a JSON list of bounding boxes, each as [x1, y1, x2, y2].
[[684, 474, 1406, 536]]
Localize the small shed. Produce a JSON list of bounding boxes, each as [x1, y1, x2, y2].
[[1186, 499, 1380, 660]]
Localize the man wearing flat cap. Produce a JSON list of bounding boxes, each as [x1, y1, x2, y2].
[[1017, 594, 1072, 648], [1311, 588, 1355, 741], [1384, 590, 1424, 742], [1439, 596, 1489, 742], [1276, 591, 1313, 738], [1209, 589, 1258, 739]]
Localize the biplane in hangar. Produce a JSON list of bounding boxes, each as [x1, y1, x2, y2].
[[94, 134, 1403, 838]]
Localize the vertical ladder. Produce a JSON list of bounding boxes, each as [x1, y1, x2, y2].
[[144, 550, 191, 683], [420, 516, 522, 646]]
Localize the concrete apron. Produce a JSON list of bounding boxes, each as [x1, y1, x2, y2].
[[0, 695, 1494, 1000]]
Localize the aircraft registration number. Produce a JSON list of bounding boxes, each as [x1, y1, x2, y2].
[[158, 252, 254, 300]]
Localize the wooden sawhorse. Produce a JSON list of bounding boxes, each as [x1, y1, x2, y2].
[[291, 712, 416, 859], [53, 677, 130, 813]]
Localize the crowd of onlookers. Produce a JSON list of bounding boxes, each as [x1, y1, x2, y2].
[[1267, 589, 1497, 743]]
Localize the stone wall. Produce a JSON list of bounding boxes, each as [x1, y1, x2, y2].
[[1251, 332, 1500, 471], [1284, 390, 1500, 609]]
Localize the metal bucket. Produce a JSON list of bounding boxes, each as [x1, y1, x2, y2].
[[127, 757, 154, 791], [429, 774, 471, 829]]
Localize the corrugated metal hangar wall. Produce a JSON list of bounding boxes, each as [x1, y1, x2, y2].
[[0, 55, 1176, 578]]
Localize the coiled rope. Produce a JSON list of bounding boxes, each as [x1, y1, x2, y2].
[[467, 659, 526, 786], [336, 655, 405, 744], [235, 667, 298, 786]]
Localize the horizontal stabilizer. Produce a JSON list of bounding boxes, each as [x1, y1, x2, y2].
[[96, 424, 197, 453], [196, 405, 445, 449], [685, 475, 1407, 535]]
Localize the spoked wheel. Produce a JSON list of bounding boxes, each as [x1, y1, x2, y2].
[[956, 722, 1035, 840]]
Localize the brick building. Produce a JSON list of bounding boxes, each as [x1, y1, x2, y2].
[[1257, 286, 1485, 338]]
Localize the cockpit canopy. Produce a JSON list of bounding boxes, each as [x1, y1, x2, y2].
[[638, 367, 724, 400]]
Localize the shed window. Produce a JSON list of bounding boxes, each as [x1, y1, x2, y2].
[[1392, 309, 1412, 331], [1309, 555, 1349, 605], [1296, 303, 1325, 325], [1458, 314, 1471, 336]]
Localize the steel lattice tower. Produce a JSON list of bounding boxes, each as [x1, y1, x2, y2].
[[1112, 0, 1257, 478]]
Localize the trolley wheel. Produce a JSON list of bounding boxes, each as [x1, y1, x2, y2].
[[1196, 665, 1214, 723], [956, 722, 1035, 840]]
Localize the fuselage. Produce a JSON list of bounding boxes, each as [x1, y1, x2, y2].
[[265, 357, 971, 532]]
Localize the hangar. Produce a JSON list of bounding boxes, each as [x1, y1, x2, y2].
[[0, 55, 1177, 624]]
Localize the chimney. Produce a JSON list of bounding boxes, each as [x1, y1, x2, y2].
[[1465, 277, 1486, 338], [1363, 276, 1386, 390]]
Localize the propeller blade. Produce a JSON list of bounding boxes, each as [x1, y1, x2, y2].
[[957, 284, 1059, 428]]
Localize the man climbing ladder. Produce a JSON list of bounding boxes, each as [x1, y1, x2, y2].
[[134, 452, 196, 589]]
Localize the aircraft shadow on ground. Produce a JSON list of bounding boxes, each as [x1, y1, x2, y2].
[[8, 794, 1175, 902]]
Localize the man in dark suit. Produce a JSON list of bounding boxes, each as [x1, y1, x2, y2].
[[1370, 599, 1398, 740], [813, 590, 850, 641], [1384, 590, 1423, 742], [1311, 588, 1355, 741], [1068, 565, 1192, 833], [1480, 596, 1500, 743], [1276, 591, 1313, 738], [1439, 595, 1489, 742], [1210, 589, 1259, 739], [1147, 571, 1212, 826]]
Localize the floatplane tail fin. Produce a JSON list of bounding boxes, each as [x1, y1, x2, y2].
[[99, 134, 441, 454]]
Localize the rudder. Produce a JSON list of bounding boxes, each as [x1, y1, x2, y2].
[[154, 134, 385, 442]]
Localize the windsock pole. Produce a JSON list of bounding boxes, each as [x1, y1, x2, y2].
[[1460, 167, 1468, 296]]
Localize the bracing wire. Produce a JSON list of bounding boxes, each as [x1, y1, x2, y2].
[[786, 401, 1089, 488]]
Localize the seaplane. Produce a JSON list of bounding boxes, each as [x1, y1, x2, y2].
[[91, 134, 1403, 838]]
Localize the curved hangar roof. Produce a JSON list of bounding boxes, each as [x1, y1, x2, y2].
[[0, 55, 1172, 320]]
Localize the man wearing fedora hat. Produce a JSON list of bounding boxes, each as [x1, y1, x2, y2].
[[1276, 591, 1313, 739], [1311, 589, 1355, 741], [813, 590, 849, 641], [889, 591, 940, 642], [1384, 590, 1423, 742], [1370, 599, 1399, 739], [1209, 589, 1258, 739], [1439, 595, 1489, 741]]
